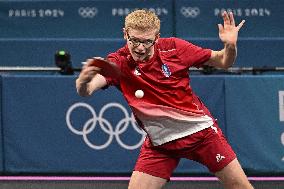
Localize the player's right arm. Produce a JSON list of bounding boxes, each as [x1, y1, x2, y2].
[[76, 59, 107, 97]]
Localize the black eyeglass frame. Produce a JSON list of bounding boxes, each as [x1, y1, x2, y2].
[[126, 32, 158, 48]]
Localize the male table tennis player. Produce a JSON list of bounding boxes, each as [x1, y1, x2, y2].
[[76, 9, 254, 189]]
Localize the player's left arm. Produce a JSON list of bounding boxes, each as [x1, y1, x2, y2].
[[205, 11, 245, 69]]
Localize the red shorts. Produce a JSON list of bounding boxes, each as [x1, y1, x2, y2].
[[134, 124, 236, 180]]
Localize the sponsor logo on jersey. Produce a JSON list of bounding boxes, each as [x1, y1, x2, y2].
[[134, 67, 141, 76], [216, 153, 225, 163]]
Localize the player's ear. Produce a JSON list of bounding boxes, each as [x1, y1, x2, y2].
[[155, 33, 160, 42], [123, 28, 127, 40]]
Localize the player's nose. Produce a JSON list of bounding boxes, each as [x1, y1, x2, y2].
[[136, 43, 145, 50]]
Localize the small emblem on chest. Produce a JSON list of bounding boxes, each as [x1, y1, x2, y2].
[[134, 67, 141, 76], [161, 64, 171, 78]]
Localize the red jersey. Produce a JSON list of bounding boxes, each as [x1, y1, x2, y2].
[[106, 37, 214, 146]]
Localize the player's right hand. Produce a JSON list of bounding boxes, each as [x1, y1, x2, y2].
[[78, 58, 102, 84]]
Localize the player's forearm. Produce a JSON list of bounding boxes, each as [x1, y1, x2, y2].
[[76, 74, 108, 97], [222, 43, 237, 69]]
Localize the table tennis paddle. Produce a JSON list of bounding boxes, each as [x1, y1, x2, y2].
[[83, 58, 121, 78]]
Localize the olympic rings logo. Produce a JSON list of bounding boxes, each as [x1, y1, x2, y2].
[[78, 7, 98, 18], [180, 7, 200, 18], [66, 102, 146, 150]]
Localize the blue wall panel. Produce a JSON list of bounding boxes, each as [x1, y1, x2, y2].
[[1, 75, 284, 175], [1, 75, 226, 175], [1, 75, 144, 174], [0, 39, 125, 67], [0, 0, 173, 38], [0, 76, 4, 173], [175, 0, 283, 39], [225, 76, 284, 173]]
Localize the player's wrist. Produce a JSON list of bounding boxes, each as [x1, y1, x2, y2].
[[224, 42, 237, 48]]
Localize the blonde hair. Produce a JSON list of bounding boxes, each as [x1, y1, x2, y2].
[[125, 9, 160, 33]]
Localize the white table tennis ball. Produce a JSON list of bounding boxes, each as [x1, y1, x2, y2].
[[135, 90, 144, 98]]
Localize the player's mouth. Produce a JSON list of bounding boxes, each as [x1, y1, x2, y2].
[[134, 51, 145, 57]]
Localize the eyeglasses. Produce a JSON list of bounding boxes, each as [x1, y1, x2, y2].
[[126, 32, 156, 48]]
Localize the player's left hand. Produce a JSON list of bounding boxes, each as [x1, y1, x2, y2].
[[218, 11, 245, 46]]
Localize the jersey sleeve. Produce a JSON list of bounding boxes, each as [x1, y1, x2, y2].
[[174, 38, 212, 68]]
